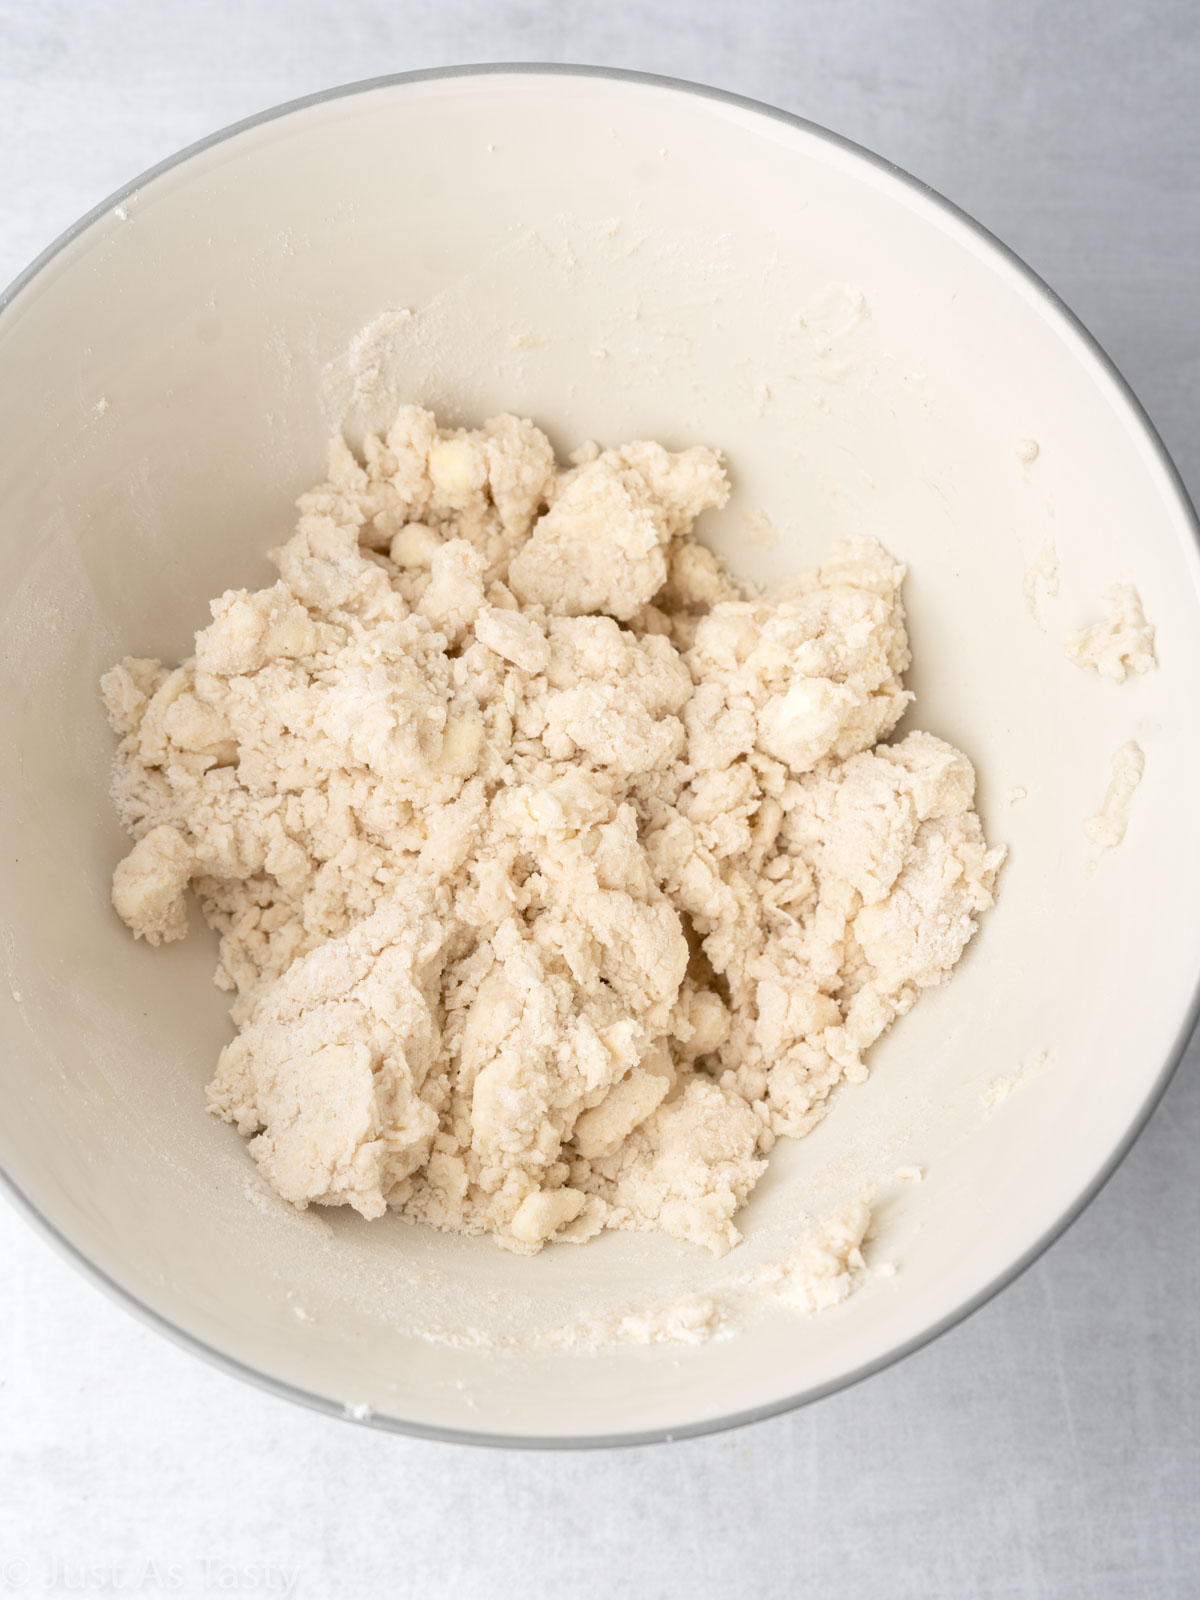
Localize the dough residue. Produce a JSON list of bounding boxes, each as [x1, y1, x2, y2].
[[1085, 740, 1145, 851], [743, 507, 779, 549], [1065, 584, 1156, 682], [474, 1199, 874, 1351], [983, 1050, 1048, 1109], [1022, 542, 1060, 630], [102, 407, 1003, 1262]]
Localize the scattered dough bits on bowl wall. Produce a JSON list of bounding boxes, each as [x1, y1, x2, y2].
[[3, 70, 1200, 1441]]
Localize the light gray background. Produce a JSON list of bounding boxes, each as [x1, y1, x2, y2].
[[1, 3, 1198, 1597]]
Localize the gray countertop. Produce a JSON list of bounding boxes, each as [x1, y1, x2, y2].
[[1, 3, 1197, 1596]]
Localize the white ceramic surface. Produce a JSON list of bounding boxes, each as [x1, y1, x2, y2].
[[1, 67, 1197, 1446]]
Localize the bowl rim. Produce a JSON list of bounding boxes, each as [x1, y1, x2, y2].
[[2, 60, 1198, 1452]]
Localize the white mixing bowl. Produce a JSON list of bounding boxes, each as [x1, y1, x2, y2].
[[2, 67, 1198, 1446]]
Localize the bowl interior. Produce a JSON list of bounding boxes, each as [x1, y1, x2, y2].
[[2, 70, 1199, 1442]]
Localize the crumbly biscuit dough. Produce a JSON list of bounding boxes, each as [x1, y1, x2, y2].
[[103, 409, 1002, 1256]]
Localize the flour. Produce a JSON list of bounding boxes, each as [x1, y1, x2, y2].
[[322, 308, 415, 429], [102, 406, 1004, 1264], [1085, 740, 1145, 850], [1065, 585, 1157, 681]]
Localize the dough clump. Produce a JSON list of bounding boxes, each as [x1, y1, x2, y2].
[[1065, 584, 1156, 681], [103, 408, 1003, 1256]]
